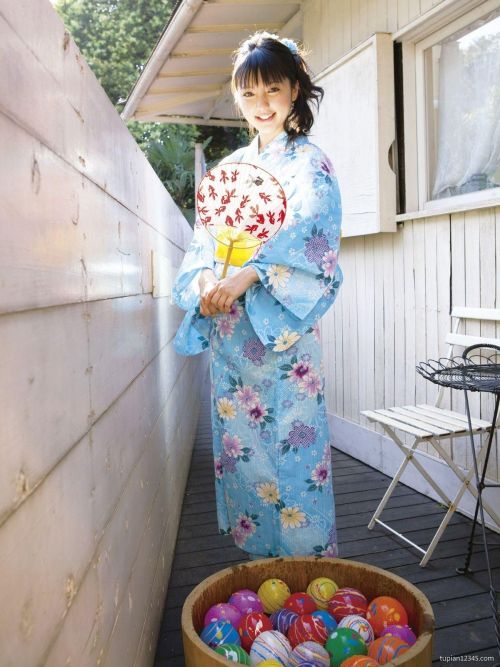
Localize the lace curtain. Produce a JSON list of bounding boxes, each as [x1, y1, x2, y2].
[[431, 16, 500, 200]]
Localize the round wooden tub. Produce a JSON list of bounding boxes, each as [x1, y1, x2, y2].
[[181, 556, 434, 666]]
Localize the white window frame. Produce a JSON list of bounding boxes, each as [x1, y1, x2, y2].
[[398, 0, 500, 217]]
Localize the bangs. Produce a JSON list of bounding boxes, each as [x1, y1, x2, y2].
[[233, 48, 292, 90]]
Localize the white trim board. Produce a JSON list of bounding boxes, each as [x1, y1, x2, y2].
[[328, 413, 500, 534]]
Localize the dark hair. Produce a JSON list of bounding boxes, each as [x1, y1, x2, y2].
[[231, 31, 324, 141]]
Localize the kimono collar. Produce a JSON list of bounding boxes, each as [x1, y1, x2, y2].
[[246, 130, 289, 161]]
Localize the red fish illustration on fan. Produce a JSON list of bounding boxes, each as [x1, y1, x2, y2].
[[196, 162, 287, 277]]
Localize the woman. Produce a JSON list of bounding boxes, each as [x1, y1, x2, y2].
[[172, 31, 343, 558]]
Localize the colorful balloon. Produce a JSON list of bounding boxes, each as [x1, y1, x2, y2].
[[258, 579, 291, 613], [328, 588, 368, 622], [325, 628, 368, 667], [307, 577, 339, 609], [238, 612, 273, 652], [249, 630, 292, 666], [288, 614, 329, 647], [284, 592, 318, 615], [270, 608, 299, 634], [339, 657, 380, 667], [312, 610, 338, 633], [229, 589, 265, 615], [380, 624, 417, 645], [200, 619, 240, 648], [214, 643, 250, 664], [366, 597, 409, 637], [203, 602, 242, 628], [368, 636, 411, 663], [289, 640, 330, 667], [338, 614, 375, 644]]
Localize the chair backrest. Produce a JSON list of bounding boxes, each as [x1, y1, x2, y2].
[[446, 307, 500, 349], [434, 307, 500, 408]]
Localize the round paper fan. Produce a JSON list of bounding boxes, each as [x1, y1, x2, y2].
[[196, 162, 287, 276]]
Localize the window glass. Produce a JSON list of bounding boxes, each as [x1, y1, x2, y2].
[[425, 10, 500, 200]]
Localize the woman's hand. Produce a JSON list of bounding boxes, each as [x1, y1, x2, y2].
[[206, 267, 259, 314], [198, 269, 221, 317]]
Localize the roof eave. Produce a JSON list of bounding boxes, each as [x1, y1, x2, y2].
[[121, 0, 205, 121]]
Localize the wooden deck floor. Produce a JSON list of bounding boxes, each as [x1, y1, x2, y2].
[[154, 395, 500, 666]]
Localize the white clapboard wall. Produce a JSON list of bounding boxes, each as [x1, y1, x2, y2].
[[0, 2, 202, 665], [303, 0, 500, 504]]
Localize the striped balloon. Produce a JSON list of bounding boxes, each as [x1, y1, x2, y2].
[[306, 577, 339, 609], [289, 640, 330, 667], [368, 636, 411, 663], [214, 643, 250, 664], [270, 608, 299, 634], [338, 614, 375, 644], [249, 630, 292, 666], [328, 588, 368, 622]]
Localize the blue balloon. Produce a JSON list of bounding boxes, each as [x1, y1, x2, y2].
[[200, 620, 240, 648], [312, 609, 338, 633]]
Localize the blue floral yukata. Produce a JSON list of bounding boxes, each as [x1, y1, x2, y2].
[[172, 130, 343, 557]]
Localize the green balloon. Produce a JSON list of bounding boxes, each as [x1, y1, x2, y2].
[[325, 627, 367, 667], [214, 643, 251, 664]]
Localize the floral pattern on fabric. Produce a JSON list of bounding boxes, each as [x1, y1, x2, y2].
[[172, 131, 342, 556]]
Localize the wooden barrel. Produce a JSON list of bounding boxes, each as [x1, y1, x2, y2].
[[181, 556, 434, 666]]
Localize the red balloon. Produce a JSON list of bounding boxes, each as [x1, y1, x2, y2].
[[328, 587, 368, 622], [237, 612, 272, 652], [287, 613, 329, 647], [284, 592, 318, 615]]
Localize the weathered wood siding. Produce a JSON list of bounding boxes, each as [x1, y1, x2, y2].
[[0, 2, 202, 665], [304, 0, 450, 72], [304, 0, 500, 489]]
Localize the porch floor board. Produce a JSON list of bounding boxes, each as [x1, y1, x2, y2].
[[154, 396, 500, 666]]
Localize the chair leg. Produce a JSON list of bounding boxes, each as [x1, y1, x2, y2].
[[419, 502, 460, 566], [368, 432, 422, 530], [367, 427, 455, 565]]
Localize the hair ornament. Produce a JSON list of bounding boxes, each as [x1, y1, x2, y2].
[[280, 37, 299, 55]]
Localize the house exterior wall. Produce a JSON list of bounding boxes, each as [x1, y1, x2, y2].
[[0, 2, 202, 665], [303, 0, 500, 498]]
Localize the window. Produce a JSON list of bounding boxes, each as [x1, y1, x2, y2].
[[402, 1, 500, 214]]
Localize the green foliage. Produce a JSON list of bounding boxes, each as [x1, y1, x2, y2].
[[55, 0, 173, 109], [146, 125, 210, 210], [197, 126, 250, 168]]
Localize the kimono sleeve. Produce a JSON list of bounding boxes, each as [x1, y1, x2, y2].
[[243, 147, 343, 350], [171, 221, 215, 356], [171, 221, 216, 312]]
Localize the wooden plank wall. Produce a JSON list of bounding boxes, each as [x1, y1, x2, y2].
[[322, 212, 500, 484], [0, 2, 203, 666], [303, 0, 447, 73], [304, 0, 500, 484]]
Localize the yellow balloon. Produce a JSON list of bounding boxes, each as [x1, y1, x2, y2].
[[306, 576, 339, 609], [257, 661, 283, 667], [257, 578, 291, 613]]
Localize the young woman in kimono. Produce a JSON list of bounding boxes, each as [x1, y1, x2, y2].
[[173, 32, 343, 559]]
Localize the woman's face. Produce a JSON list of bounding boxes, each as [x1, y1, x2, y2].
[[235, 74, 299, 149]]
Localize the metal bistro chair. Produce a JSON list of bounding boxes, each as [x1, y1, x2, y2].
[[361, 307, 500, 567]]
